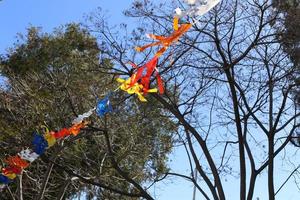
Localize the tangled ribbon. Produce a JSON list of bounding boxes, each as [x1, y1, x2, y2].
[[124, 17, 191, 101], [135, 17, 192, 57], [129, 56, 164, 95]]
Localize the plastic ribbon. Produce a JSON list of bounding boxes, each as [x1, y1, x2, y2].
[[96, 95, 113, 117], [72, 108, 95, 125], [18, 149, 39, 162], [129, 56, 164, 94], [135, 17, 191, 57], [117, 77, 158, 102], [175, 0, 220, 18]]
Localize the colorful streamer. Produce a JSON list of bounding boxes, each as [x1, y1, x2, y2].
[[53, 128, 70, 139], [117, 76, 158, 102], [135, 17, 192, 57], [129, 56, 164, 95]]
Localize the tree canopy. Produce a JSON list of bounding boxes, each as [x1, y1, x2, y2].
[[0, 24, 176, 199]]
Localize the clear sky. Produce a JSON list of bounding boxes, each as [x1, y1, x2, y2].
[[0, 0, 131, 54], [0, 1, 299, 200]]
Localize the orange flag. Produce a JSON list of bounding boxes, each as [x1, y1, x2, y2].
[[68, 121, 88, 136], [5, 155, 29, 169]]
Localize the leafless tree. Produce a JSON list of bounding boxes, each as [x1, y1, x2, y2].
[[86, 0, 300, 199]]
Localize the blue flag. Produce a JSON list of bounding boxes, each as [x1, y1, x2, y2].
[[96, 95, 113, 117]]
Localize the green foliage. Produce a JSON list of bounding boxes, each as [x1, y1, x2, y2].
[[272, 1, 300, 105], [0, 24, 176, 199], [273, 0, 300, 67]]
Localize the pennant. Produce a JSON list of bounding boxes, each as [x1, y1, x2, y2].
[[53, 128, 70, 139], [5, 155, 29, 169], [4, 173, 16, 180], [44, 131, 56, 147], [72, 108, 95, 125], [96, 95, 113, 117], [2, 166, 22, 175], [18, 149, 39, 162], [32, 133, 48, 155], [68, 122, 87, 136], [0, 174, 12, 184]]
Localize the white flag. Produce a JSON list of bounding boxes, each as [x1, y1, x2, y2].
[[175, 0, 221, 18]]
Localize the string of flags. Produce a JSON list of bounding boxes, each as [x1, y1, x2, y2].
[[0, 100, 112, 189], [0, 0, 220, 190]]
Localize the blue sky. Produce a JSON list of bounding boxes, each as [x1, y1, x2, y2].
[[0, 0, 130, 54], [0, 1, 299, 199]]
